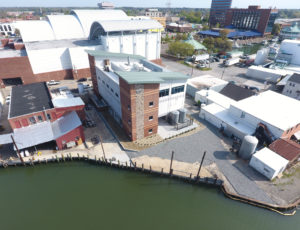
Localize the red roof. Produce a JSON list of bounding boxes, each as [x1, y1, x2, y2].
[[269, 139, 300, 162]]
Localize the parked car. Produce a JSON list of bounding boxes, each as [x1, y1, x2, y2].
[[77, 78, 87, 82], [214, 57, 220, 62], [196, 63, 206, 68], [47, 80, 60, 86], [5, 95, 11, 105]]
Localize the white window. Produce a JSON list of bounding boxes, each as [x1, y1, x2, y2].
[[149, 116, 153, 121]]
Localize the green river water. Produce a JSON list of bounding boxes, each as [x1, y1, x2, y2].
[[0, 162, 298, 230]]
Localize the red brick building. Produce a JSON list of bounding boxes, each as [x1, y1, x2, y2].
[[225, 6, 278, 36], [8, 82, 85, 150]]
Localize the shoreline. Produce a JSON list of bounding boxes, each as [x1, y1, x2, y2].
[[0, 152, 299, 216]]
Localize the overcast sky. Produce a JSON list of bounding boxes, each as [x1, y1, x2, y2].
[[0, 0, 298, 9]]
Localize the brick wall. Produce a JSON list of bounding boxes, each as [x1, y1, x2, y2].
[[8, 108, 57, 129], [55, 125, 85, 150], [257, 9, 272, 35], [150, 58, 163, 66], [88, 54, 100, 97], [120, 78, 159, 141], [0, 56, 91, 88], [281, 124, 300, 140], [0, 56, 36, 87]]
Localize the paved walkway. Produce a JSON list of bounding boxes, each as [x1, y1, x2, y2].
[[127, 121, 276, 205]]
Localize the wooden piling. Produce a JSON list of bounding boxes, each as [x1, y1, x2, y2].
[[169, 151, 174, 174], [142, 164, 144, 171], [150, 165, 152, 173], [196, 151, 206, 179], [161, 168, 164, 175]]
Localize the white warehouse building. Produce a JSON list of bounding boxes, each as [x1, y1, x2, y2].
[[0, 9, 163, 87], [200, 90, 300, 141]]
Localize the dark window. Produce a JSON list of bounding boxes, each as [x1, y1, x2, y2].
[[106, 84, 109, 89], [128, 119, 131, 125], [3, 25, 7, 31], [47, 113, 51, 120], [127, 105, 131, 110], [29, 117, 36, 124], [8, 25, 11, 31], [102, 80, 105, 84], [0, 25, 3, 31], [149, 116, 153, 121], [115, 93, 119, 98], [159, 89, 169, 97], [111, 88, 114, 93], [171, 85, 185, 94], [37, 115, 43, 122], [148, 129, 153, 134], [149, 101, 154, 107]]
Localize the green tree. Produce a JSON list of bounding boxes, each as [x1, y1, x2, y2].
[[220, 29, 230, 39], [168, 42, 195, 57], [272, 24, 281, 36]]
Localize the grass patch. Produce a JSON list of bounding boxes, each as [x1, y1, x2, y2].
[[197, 67, 212, 71]]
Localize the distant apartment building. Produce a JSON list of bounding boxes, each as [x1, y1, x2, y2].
[[7, 82, 85, 150], [283, 73, 300, 100], [209, 0, 233, 26], [225, 6, 278, 36], [98, 2, 114, 9], [145, 9, 166, 28], [87, 50, 189, 141]]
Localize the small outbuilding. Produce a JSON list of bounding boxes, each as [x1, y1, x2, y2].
[[249, 147, 289, 180]]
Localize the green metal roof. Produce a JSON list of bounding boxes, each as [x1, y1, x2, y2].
[[184, 35, 207, 50], [115, 71, 189, 85], [85, 50, 145, 60]]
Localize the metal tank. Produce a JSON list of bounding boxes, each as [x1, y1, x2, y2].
[[239, 135, 259, 160], [78, 83, 84, 94], [170, 111, 179, 125], [178, 108, 187, 123]]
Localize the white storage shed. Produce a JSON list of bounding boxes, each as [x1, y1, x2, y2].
[[249, 147, 289, 180]]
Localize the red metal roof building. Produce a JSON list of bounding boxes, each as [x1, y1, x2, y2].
[[8, 82, 85, 150], [269, 138, 300, 164]]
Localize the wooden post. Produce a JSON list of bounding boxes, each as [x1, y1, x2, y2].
[[99, 134, 106, 160], [134, 162, 137, 170], [196, 151, 206, 179], [142, 163, 144, 171], [161, 168, 164, 175], [11, 135, 24, 164], [169, 151, 174, 174], [150, 165, 152, 172]]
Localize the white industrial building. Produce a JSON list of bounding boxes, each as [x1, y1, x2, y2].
[[200, 90, 300, 140], [186, 75, 227, 98], [5, 9, 163, 84], [282, 73, 300, 100], [87, 50, 189, 141], [249, 147, 289, 180]]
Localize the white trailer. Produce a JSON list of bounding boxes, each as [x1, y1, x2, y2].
[[225, 58, 240, 67], [193, 54, 209, 62]]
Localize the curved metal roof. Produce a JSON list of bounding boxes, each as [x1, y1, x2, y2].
[[71, 10, 129, 37], [89, 19, 162, 39], [46, 15, 85, 40], [16, 9, 129, 42], [16, 20, 55, 42]]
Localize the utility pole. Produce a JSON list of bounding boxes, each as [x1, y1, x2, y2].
[[11, 135, 24, 163], [196, 151, 206, 178]]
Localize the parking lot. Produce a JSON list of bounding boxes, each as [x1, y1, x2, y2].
[[161, 57, 272, 91]]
